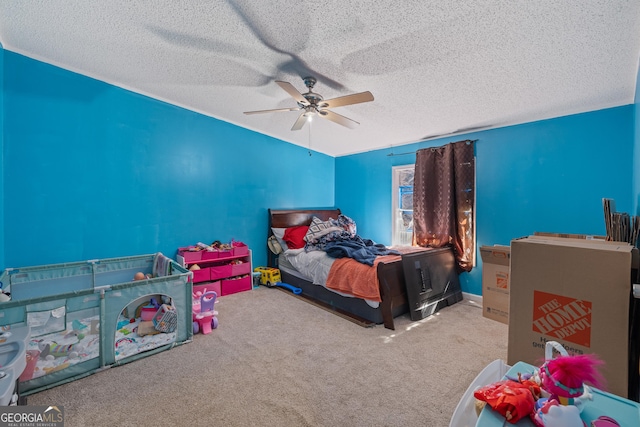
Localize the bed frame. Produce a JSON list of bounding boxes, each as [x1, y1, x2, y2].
[[268, 208, 410, 330]]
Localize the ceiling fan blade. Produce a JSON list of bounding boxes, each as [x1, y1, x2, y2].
[[244, 107, 301, 115], [291, 112, 309, 131], [318, 109, 359, 129], [321, 91, 374, 109], [276, 81, 309, 105]]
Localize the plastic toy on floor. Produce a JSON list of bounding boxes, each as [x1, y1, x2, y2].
[[274, 282, 302, 295], [254, 267, 301, 294], [192, 291, 218, 335]]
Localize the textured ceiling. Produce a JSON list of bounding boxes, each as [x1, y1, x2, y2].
[[1, 1, 639, 156]]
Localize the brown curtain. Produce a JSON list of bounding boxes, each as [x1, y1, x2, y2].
[[413, 140, 475, 272]]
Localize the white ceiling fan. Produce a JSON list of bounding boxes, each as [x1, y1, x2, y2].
[[244, 76, 374, 131]]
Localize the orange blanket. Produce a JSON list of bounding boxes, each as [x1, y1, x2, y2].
[[325, 255, 401, 302]]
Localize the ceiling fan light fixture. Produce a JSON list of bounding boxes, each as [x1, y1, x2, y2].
[[243, 77, 374, 131], [303, 106, 317, 119]]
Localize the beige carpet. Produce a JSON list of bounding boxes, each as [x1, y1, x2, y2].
[[27, 287, 508, 427]]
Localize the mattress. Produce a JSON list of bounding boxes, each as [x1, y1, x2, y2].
[[278, 250, 379, 308]]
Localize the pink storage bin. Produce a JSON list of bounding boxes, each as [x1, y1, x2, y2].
[[221, 276, 251, 296], [232, 242, 249, 256], [210, 264, 233, 280], [231, 262, 251, 276], [216, 248, 233, 258], [179, 246, 219, 262], [179, 247, 203, 262], [200, 250, 219, 260], [193, 281, 221, 297], [191, 267, 211, 283]]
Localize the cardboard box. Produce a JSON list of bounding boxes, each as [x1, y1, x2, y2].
[[533, 231, 607, 240], [508, 236, 635, 398], [480, 245, 511, 324]]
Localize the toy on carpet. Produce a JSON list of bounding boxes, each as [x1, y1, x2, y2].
[[275, 282, 302, 295], [193, 291, 218, 335], [254, 267, 281, 287]]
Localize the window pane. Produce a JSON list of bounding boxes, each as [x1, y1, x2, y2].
[[392, 165, 414, 246]]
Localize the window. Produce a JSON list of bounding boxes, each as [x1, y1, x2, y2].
[[392, 165, 415, 246]]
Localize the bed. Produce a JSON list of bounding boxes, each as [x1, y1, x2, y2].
[[267, 208, 462, 330], [0, 253, 192, 395]]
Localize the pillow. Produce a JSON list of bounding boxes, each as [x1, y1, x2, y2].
[[271, 228, 289, 252], [282, 226, 309, 249], [304, 216, 343, 244], [332, 214, 357, 237]]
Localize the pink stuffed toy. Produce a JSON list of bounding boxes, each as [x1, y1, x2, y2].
[[539, 353, 605, 405]]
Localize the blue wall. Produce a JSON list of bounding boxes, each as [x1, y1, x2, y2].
[[634, 60, 640, 214], [336, 106, 635, 295], [1, 50, 638, 299], [0, 44, 4, 271], [2, 52, 335, 269]]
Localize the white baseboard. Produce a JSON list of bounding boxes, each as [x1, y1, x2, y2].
[[462, 292, 482, 307]]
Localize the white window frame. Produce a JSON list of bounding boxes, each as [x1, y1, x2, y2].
[[392, 164, 415, 246]]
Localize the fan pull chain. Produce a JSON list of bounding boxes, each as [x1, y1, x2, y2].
[[308, 119, 312, 156]]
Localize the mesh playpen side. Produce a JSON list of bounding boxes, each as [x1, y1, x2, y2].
[[0, 253, 192, 395]]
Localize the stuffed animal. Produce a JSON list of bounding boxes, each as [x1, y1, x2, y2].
[[473, 378, 541, 423], [533, 398, 585, 427], [539, 353, 604, 405], [38, 341, 84, 360]]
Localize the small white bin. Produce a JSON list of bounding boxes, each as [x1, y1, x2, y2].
[[449, 359, 510, 427]]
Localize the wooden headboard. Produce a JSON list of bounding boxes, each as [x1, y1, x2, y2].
[[269, 208, 341, 229], [267, 208, 341, 267]]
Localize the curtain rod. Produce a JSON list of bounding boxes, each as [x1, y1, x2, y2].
[[386, 139, 478, 157]]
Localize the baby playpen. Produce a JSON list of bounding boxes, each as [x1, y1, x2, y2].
[[0, 253, 192, 395]]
